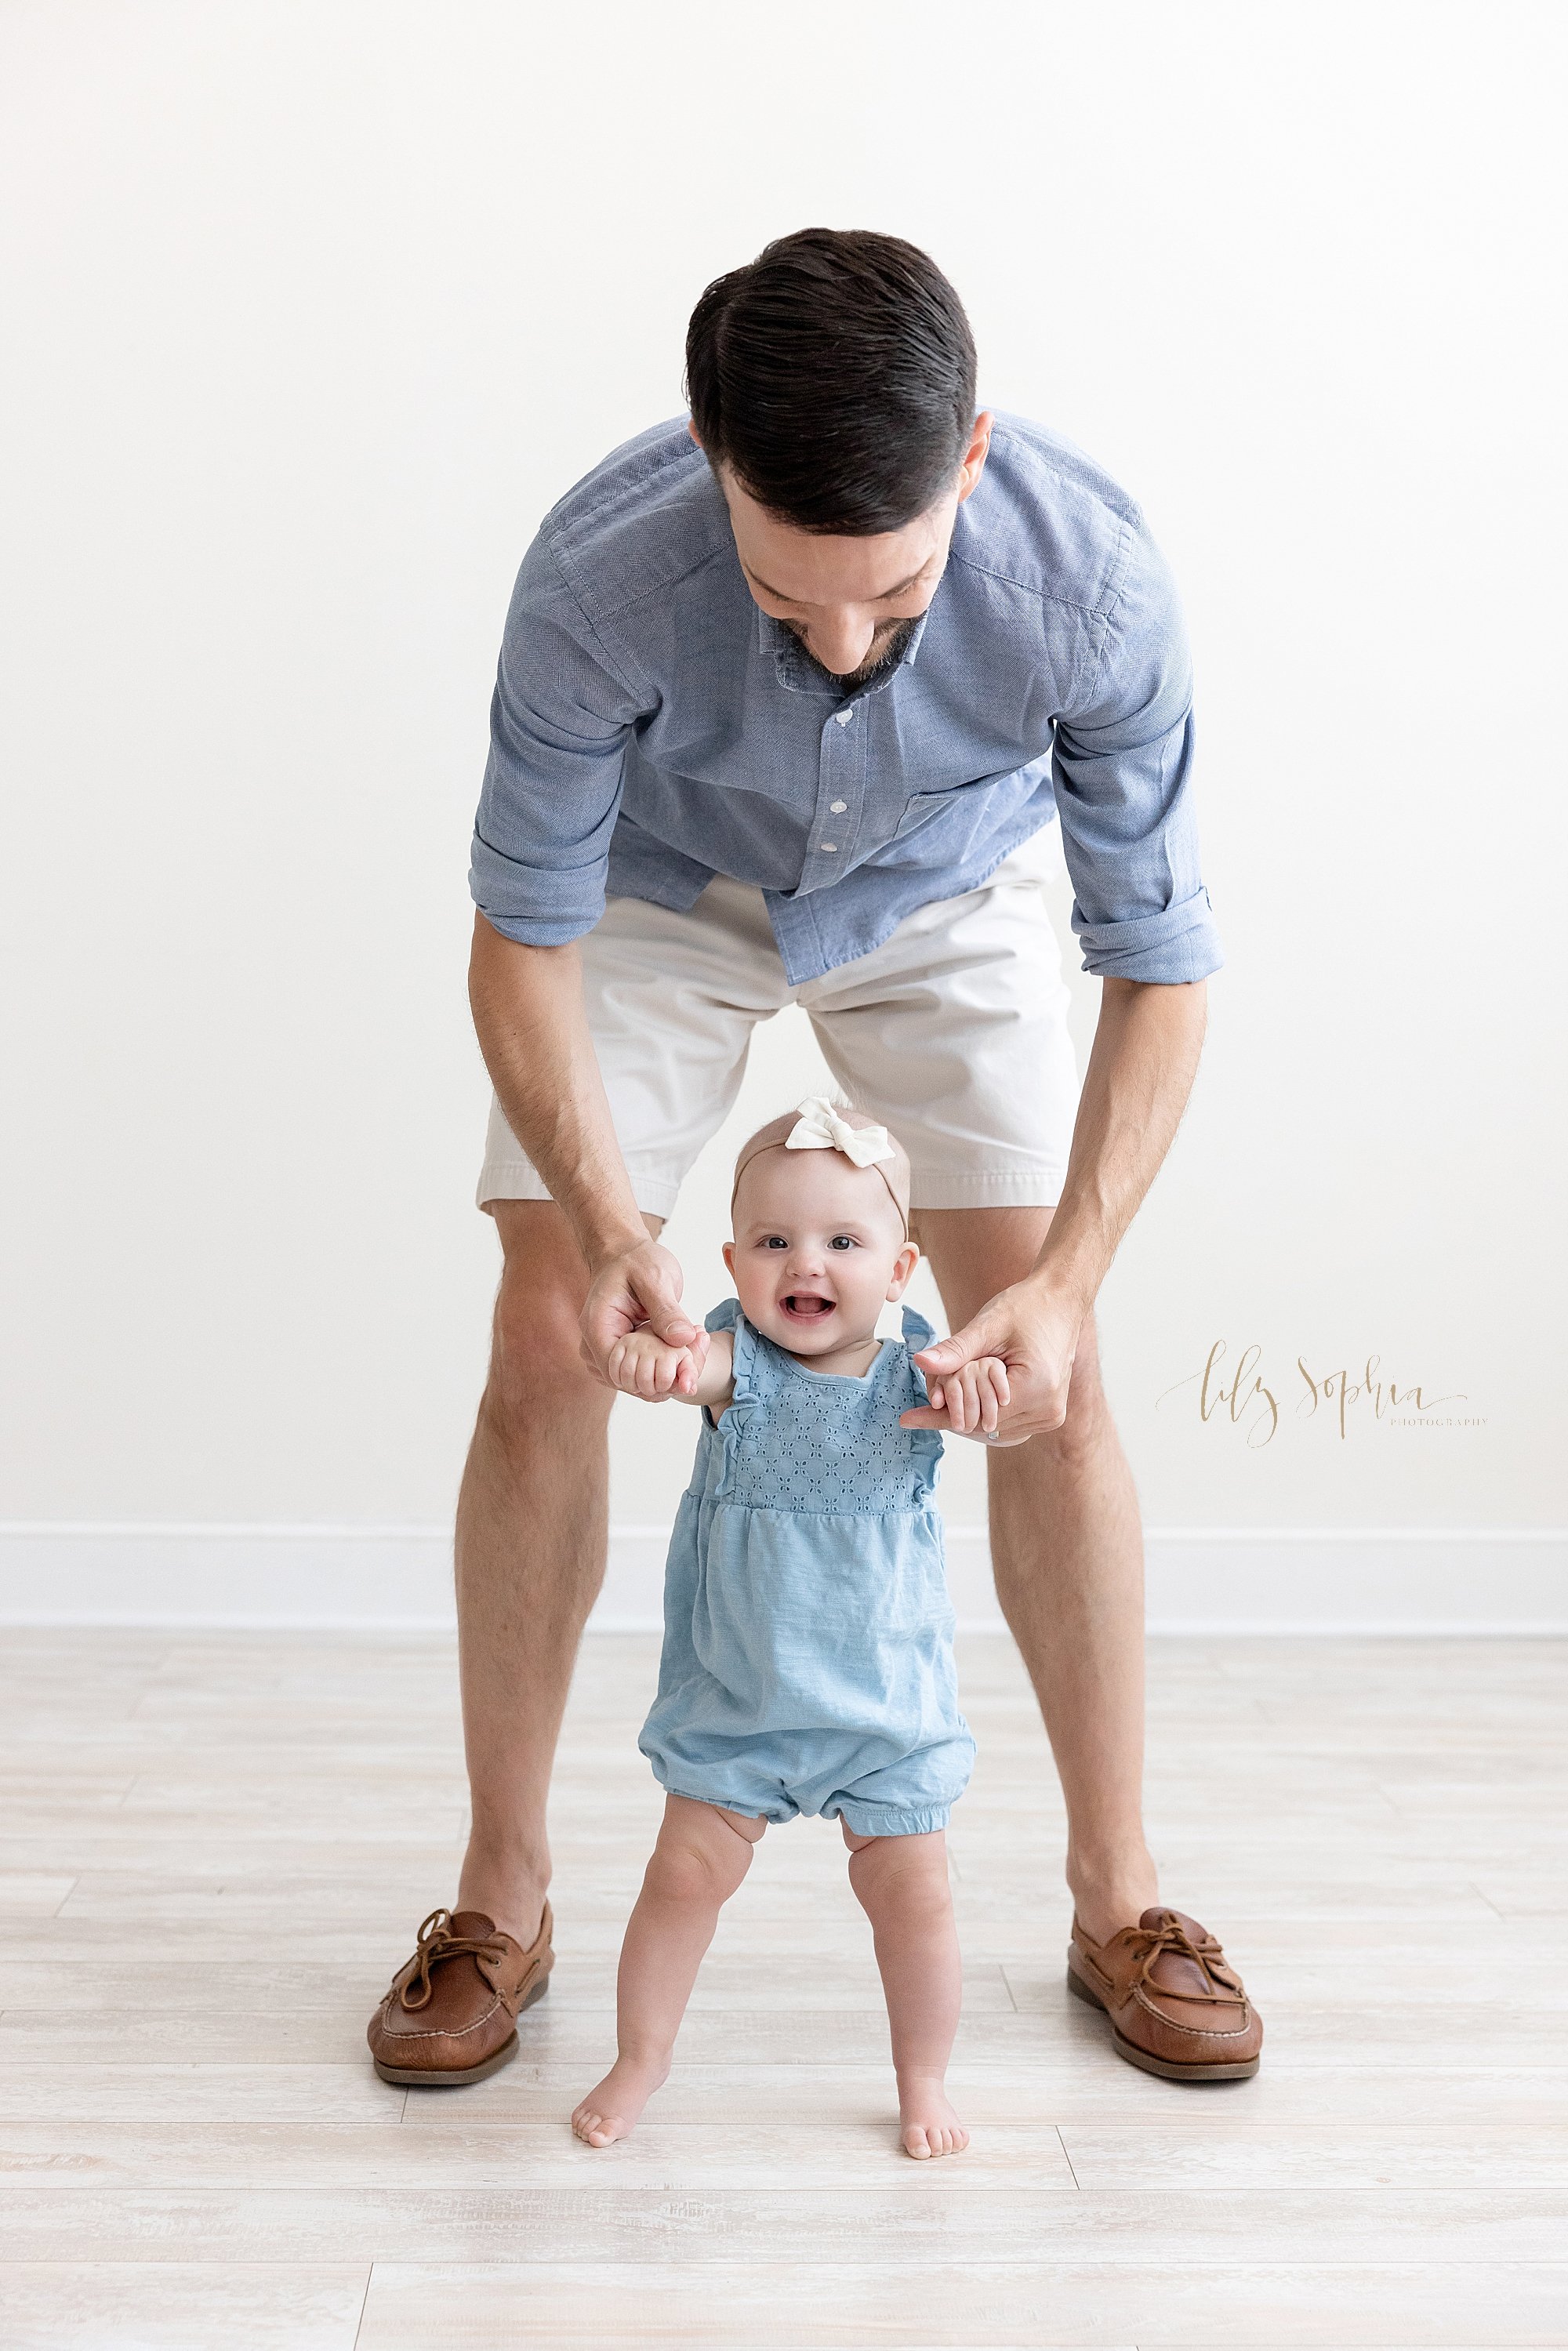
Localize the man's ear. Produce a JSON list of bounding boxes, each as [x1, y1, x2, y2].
[[955, 409, 994, 505], [688, 419, 704, 449], [884, 1241, 920, 1301]]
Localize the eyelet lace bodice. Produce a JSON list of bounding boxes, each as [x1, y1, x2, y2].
[[700, 1298, 942, 1516]]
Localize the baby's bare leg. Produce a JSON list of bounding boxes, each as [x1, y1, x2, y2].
[[572, 1795, 764, 2146], [843, 1823, 968, 2160]]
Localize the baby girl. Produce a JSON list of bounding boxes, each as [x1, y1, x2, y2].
[[571, 1097, 1011, 2160]]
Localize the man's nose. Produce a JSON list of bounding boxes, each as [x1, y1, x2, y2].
[[805, 610, 876, 678]]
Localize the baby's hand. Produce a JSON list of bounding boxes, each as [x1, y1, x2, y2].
[[921, 1355, 1025, 1443], [606, 1327, 705, 1402]]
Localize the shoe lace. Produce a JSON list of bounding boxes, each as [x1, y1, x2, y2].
[[396, 1907, 508, 2012], [1126, 1915, 1245, 2008]]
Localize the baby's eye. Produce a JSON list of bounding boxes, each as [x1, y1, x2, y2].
[[762, 1235, 788, 1250], [828, 1235, 858, 1252]]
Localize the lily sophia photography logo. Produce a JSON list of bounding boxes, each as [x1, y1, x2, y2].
[[1156, 1342, 1486, 1449]]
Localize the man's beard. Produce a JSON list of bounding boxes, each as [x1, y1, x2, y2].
[[786, 615, 920, 691]]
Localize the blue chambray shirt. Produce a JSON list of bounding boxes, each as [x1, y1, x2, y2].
[[470, 411, 1221, 989]]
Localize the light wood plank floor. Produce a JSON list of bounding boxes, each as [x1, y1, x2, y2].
[[0, 1628, 1563, 2348]]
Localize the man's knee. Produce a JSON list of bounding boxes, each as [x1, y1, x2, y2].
[[481, 1203, 602, 1426]]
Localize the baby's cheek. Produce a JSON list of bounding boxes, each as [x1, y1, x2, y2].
[[730, 1261, 776, 1329]]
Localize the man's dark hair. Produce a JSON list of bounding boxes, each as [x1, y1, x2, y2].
[[685, 228, 977, 535]]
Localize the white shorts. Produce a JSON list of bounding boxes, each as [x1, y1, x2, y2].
[[477, 832, 1081, 1219]]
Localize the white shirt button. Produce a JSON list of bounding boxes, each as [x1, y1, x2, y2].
[[829, 800, 847, 813], [820, 842, 838, 853], [834, 707, 854, 725]]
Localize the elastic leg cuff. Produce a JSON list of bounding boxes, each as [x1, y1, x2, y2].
[[829, 1800, 953, 1838]]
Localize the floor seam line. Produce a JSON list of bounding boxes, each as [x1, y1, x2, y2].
[[350, 2258, 372, 2349]]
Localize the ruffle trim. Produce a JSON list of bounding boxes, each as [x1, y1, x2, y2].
[[706, 1297, 765, 1473], [899, 1304, 944, 1505], [899, 1304, 937, 1355]]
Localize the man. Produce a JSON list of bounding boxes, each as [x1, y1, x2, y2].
[[366, 229, 1261, 2089]]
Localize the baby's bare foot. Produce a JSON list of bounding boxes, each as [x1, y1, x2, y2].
[[898, 2076, 970, 2161], [571, 2057, 666, 2147]]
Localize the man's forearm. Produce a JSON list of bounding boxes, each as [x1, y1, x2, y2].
[[1033, 977, 1208, 1312], [468, 914, 644, 1268]]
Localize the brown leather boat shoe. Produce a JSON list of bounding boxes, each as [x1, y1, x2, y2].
[[367, 1903, 554, 2086], [1068, 1905, 1261, 2081]]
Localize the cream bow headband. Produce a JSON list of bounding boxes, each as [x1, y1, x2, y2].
[[731, 1097, 909, 1236], [784, 1096, 896, 1170]]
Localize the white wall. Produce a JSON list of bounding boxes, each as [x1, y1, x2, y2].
[[2, 2, 1564, 1623]]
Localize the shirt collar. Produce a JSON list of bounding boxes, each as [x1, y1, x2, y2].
[[755, 602, 931, 701]]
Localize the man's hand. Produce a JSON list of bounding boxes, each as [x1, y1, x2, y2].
[[902, 1277, 1087, 1445], [580, 1236, 710, 1394]]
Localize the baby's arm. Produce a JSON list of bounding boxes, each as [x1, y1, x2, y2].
[[607, 1326, 735, 1411]]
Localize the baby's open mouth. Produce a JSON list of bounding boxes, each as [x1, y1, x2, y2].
[[780, 1293, 837, 1322]]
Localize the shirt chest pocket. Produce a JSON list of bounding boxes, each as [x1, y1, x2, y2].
[[872, 787, 985, 869], [873, 756, 1053, 870], [893, 789, 960, 838]]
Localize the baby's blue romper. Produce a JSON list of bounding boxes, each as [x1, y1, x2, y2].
[[639, 1297, 976, 1836]]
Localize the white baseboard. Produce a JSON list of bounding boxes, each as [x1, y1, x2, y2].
[[0, 1522, 1562, 1634]]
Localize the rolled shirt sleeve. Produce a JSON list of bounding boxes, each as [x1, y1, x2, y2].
[[469, 535, 650, 945], [1051, 519, 1224, 984]]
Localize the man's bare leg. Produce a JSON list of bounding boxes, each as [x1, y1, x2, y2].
[[453, 1197, 662, 1945], [915, 1205, 1157, 1946]]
